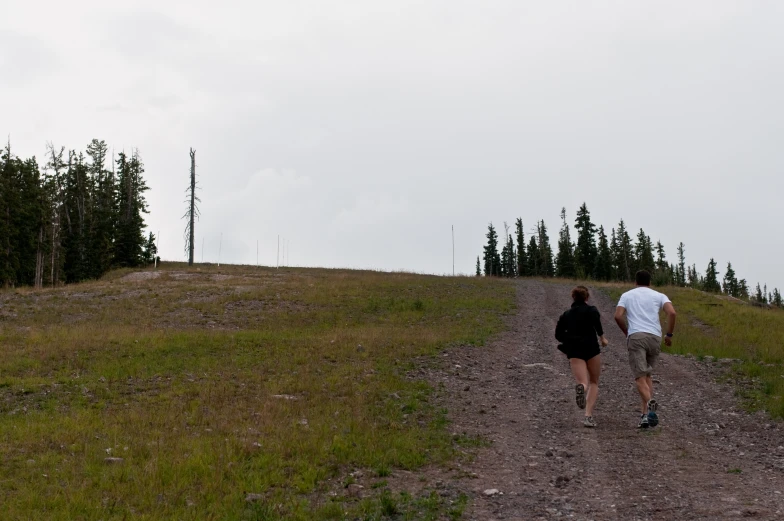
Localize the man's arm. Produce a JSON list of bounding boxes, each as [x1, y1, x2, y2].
[[614, 306, 628, 337], [663, 302, 677, 346]]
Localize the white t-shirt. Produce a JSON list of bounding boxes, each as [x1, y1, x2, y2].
[[617, 287, 671, 337]]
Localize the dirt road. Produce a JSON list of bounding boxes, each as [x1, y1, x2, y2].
[[434, 280, 784, 520]]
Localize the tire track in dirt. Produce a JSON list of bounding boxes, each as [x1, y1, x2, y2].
[[434, 280, 784, 520]]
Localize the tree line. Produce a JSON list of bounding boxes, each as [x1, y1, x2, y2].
[[0, 139, 156, 288], [477, 202, 783, 309]]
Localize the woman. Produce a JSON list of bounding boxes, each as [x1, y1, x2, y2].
[[555, 286, 609, 428]]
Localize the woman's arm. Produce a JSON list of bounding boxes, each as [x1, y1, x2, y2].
[[555, 313, 567, 342]]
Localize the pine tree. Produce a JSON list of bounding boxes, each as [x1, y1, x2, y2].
[[475, 256, 481, 277], [635, 229, 655, 274], [114, 151, 150, 268], [723, 262, 739, 297], [703, 258, 721, 293], [688, 264, 700, 289], [555, 208, 576, 278], [754, 283, 764, 303], [142, 232, 158, 265], [537, 220, 554, 277], [772, 288, 782, 308], [615, 220, 634, 282], [738, 279, 749, 300], [483, 223, 501, 276], [527, 235, 539, 276], [655, 241, 667, 271], [676, 242, 686, 287], [86, 139, 114, 279], [573, 203, 597, 278], [515, 218, 527, 276], [609, 228, 619, 281], [593, 225, 612, 281]]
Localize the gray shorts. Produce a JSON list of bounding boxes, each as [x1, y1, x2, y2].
[[627, 332, 661, 379]]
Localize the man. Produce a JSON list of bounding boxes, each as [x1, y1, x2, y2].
[[614, 270, 677, 429]]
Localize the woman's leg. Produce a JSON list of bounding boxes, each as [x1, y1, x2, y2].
[[585, 354, 602, 417], [569, 358, 589, 408]]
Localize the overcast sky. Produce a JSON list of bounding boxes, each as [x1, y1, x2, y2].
[[3, 1, 783, 289]]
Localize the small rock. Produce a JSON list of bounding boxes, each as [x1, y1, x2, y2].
[[245, 493, 264, 503], [464, 385, 470, 391], [545, 450, 554, 457], [99, 376, 106, 383], [298, 418, 309, 426], [347, 484, 364, 498], [104, 457, 124, 464], [483, 488, 500, 496], [389, 393, 401, 400]]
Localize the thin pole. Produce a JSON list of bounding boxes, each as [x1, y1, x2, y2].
[[218, 232, 222, 267], [452, 225, 454, 276]]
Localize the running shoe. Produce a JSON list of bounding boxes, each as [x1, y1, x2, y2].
[[647, 400, 659, 427], [638, 414, 649, 429], [575, 384, 586, 410], [583, 416, 597, 428]]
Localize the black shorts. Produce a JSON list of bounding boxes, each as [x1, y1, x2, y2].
[[558, 344, 601, 362]]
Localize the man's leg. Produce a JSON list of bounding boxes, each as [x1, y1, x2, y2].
[[636, 376, 651, 414]]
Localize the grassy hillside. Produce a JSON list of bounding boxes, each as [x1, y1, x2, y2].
[[604, 284, 784, 418], [0, 265, 515, 520]]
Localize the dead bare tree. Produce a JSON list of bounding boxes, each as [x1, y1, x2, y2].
[[183, 148, 199, 265]]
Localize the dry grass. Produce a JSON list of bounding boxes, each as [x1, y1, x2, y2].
[[0, 264, 515, 520]]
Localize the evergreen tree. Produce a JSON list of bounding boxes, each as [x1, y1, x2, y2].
[[635, 229, 655, 274], [114, 151, 149, 268], [499, 226, 515, 278], [593, 225, 612, 281], [609, 228, 619, 281], [515, 218, 527, 276], [527, 235, 539, 276], [738, 279, 749, 300], [142, 232, 158, 265], [475, 256, 481, 277], [655, 241, 667, 271], [772, 288, 783, 308], [555, 208, 576, 278], [688, 264, 701, 289], [483, 223, 501, 276], [754, 283, 764, 303], [61, 151, 91, 282], [676, 242, 686, 287], [615, 220, 634, 282], [703, 258, 721, 293], [536, 220, 554, 277], [573, 203, 597, 278], [722, 262, 740, 297], [86, 139, 115, 279]]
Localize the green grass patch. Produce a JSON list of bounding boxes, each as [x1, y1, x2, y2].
[[0, 265, 515, 520]]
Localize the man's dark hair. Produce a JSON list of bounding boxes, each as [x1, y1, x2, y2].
[[636, 270, 652, 286]]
